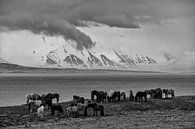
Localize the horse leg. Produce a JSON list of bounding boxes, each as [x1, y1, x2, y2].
[[27, 98, 29, 104], [93, 108, 96, 116], [84, 107, 87, 117], [100, 106, 104, 116], [28, 103, 31, 112]]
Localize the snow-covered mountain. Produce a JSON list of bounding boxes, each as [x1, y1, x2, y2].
[[0, 41, 157, 71], [41, 44, 157, 70], [0, 57, 8, 63], [0, 26, 158, 71]]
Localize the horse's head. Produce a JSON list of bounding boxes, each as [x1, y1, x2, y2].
[[162, 89, 168, 93], [129, 90, 133, 94]]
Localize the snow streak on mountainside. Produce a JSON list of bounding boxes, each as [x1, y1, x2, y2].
[[0, 57, 8, 63], [44, 44, 157, 70]]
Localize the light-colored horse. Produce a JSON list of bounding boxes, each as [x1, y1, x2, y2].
[[37, 105, 44, 120]]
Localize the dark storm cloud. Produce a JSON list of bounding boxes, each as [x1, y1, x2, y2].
[[1, 0, 193, 27], [0, 0, 97, 50], [0, 14, 95, 50], [0, 0, 194, 49]]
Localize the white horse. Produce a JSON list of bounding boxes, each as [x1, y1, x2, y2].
[[37, 105, 44, 120]]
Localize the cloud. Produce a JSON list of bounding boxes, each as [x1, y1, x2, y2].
[[0, 0, 194, 51], [158, 46, 195, 71], [1, 0, 194, 28], [0, 14, 96, 50]]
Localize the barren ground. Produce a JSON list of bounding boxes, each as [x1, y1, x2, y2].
[[0, 96, 195, 129]]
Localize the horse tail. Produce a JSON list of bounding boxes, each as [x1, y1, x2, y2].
[[91, 91, 94, 100], [26, 94, 30, 104], [27, 97, 29, 104], [57, 94, 60, 103]]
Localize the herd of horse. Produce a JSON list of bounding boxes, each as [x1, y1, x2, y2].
[[26, 88, 175, 120]]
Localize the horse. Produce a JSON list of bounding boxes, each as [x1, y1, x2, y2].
[[129, 90, 134, 101], [154, 88, 163, 99], [102, 92, 109, 103], [42, 93, 60, 103], [108, 90, 115, 102], [120, 90, 126, 101], [145, 88, 162, 99], [37, 105, 44, 120], [42, 98, 52, 110], [95, 104, 104, 116], [91, 90, 108, 103], [28, 100, 42, 112], [26, 93, 42, 104], [77, 102, 87, 111], [51, 104, 64, 116], [73, 95, 85, 104], [84, 102, 98, 116], [67, 106, 79, 118], [91, 90, 98, 101], [145, 89, 155, 98], [135, 91, 147, 102], [109, 91, 120, 102], [163, 89, 175, 99]]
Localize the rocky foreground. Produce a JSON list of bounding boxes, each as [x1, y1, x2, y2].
[[0, 96, 195, 129]]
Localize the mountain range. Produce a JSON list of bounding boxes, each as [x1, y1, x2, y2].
[[45, 46, 157, 70], [0, 43, 157, 71]]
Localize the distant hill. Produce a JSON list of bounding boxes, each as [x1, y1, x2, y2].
[[0, 63, 162, 74]]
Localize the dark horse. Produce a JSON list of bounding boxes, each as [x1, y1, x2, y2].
[[95, 105, 104, 116], [73, 95, 85, 104], [51, 104, 64, 116], [145, 88, 162, 99], [91, 90, 108, 103], [135, 91, 147, 102], [109, 91, 120, 102], [91, 90, 98, 101], [42, 98, 52, 109], [84, 103, 104, 116], [129, 90, 134, 101], [42, 93, 60, 103]]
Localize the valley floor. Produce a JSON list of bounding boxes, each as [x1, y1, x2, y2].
[[0, 96, 195, 129]]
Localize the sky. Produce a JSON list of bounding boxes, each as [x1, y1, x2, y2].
[[0, 0, 195, 72]]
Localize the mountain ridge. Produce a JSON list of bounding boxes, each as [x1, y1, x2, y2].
[[43, 44, 157, 70]]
